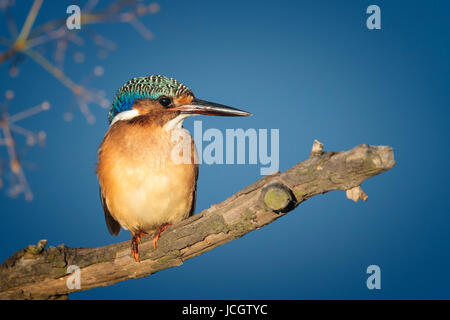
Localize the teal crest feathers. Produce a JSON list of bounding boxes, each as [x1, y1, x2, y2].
[[108, 75, 192, 123]]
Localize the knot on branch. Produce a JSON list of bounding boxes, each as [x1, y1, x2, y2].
[[24, 239, 48, 258], [347, 144, 395, 170], [310, 139, 324, 157], [262, 183, 295, 213], [346, 186, 368, 202]]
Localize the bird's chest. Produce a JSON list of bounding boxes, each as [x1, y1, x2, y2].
[[98, 125, 197, 233]]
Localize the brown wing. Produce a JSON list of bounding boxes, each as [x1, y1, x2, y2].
[[99, 187, 121, 236], [188, 164, 199, 217]]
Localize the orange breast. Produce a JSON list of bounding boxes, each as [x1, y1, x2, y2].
[[97, 119, 198, 234]]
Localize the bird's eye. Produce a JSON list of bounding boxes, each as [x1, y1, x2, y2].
[[158, 96, 171, 107]]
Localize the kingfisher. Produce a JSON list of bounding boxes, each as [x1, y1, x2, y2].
[[96, 75, 250, 262]]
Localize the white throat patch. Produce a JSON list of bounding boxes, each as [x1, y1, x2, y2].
[[164, 114, 194, 131]]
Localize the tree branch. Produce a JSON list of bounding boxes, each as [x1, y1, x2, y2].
[[0, 141, 395, 300]]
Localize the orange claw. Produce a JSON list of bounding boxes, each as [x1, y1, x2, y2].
[[131, 237, 140, 262], [153, 224, 171, 248], [131, 231, 147, 262]]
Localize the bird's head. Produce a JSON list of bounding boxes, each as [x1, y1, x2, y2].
[[108, 75, 251, 127]]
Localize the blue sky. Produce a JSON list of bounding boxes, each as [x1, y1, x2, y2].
[[0, 0, 449, 299]]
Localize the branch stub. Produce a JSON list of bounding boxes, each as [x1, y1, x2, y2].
[[262, 183, 294, 212]]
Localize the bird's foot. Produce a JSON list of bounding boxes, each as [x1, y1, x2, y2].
[[131, 231, 147, 262], [153, 223, 171, 248], [131, 238, 140, 262]]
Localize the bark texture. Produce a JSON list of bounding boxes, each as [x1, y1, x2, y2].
[[0, 142, 395, 299]]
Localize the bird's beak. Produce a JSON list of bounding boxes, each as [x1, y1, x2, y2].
[[174, 99, 251, 117]]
